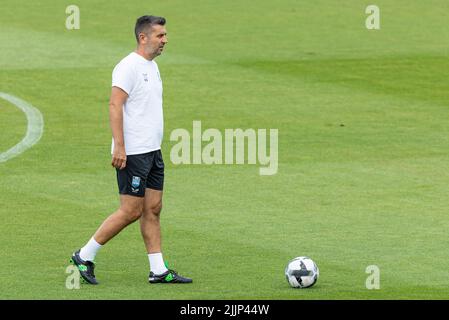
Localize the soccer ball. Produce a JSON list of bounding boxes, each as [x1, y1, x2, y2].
[[285, 256, 319, 288]]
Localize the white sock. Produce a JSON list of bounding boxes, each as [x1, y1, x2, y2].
[[148, 253, 168, 275], [79, 237, 102, 262]]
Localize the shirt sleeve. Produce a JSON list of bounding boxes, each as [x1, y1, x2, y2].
[[112, 62, 135, 95]]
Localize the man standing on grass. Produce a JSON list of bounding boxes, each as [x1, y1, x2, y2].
[[70, 15, 192, 285]]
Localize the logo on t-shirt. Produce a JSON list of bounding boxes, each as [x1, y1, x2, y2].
[[142, 73, 148, 82]]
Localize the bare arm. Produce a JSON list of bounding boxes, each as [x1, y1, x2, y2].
[[109, 86, 129, 170]]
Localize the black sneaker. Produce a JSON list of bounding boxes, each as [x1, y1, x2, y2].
[[70, 250, 99, 285], [149, 269, 192, 284]]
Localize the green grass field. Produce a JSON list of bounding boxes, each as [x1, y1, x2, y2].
[[1, 0, 449, 299]]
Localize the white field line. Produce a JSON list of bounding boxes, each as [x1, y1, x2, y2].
[[0, 92, 44, 163]]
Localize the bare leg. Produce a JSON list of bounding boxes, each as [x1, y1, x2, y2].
[[93, 194, 144, 245], [140, 188, 192, 283], [140, 188, 163, 253]]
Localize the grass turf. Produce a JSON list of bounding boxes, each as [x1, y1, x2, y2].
[[1, 0, 449, 299]]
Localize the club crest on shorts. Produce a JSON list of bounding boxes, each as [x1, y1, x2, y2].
[[131, 176, 141, 192]]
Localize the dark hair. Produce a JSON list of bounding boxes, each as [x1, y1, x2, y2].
[[134, 15, 166, 43]]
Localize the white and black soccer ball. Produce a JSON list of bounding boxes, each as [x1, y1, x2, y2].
[[285, 256, 319, 288]]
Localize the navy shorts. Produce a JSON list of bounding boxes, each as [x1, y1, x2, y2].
[[116, 149, 164, 197]]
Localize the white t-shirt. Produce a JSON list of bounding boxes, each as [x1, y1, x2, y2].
[[111, 52, 163, 155]]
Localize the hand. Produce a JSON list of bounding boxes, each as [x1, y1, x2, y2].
[[111, 145, 127, 170]]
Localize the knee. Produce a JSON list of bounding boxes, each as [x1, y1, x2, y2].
[[121, 207, 143, 223], [146, 201, 162, 218]]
